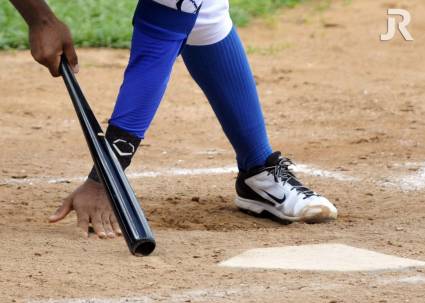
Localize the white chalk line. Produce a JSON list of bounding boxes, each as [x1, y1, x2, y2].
[[20, 283, 353, 303], [380, 162, 425, 191], [2, 161, 425, 192], [294, 164, 358, 182], [26, 274, 425, 303], [0, 164, 356, 186], [25, 286, 265, 303], [25, 287, 262, 303]]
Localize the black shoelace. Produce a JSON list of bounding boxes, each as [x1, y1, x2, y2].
[[267, 158, 317, 199]]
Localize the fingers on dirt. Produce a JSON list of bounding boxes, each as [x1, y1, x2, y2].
[[110, 215, 122, 236], [49, 197, 73, 223], [92, 213, 107, 239], [76, 213, 90, 239], [101, 213, 115, 238]]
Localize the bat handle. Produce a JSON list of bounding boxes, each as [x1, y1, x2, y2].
[[60, 55, 73, 79]]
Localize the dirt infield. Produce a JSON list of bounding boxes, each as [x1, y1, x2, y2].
[[1, 0, 425, 302]]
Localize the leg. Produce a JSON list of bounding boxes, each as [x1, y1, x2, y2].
[[182, 2, 337, 222], [108, 21, 184, 138], [89, 0, 199, 181], [182, 27, 273, 171]]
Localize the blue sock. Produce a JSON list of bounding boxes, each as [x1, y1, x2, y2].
[[109, 0, 198, 139], [182, 27, 273, 171]]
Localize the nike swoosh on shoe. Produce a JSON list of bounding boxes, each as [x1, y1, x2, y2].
[[262, 191, 286, 204]]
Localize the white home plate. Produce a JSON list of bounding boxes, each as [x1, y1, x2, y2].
[[219, 244, 425, 272]]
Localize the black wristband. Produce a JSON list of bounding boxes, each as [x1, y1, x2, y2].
[[88, 124, 141, 182]]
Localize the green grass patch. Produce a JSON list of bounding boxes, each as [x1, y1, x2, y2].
[[230, 0, 301, 26], [246, 42, 292, 56], [0, 0, 300, 50]]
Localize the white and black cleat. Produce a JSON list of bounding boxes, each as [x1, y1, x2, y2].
[[235, 152, 338, 223]]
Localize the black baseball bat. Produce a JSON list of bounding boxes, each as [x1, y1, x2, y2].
[[59, 56, 155, 256]]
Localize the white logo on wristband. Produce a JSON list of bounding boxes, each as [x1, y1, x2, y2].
[[112, 139, 135, 157]]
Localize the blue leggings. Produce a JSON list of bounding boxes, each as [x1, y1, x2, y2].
[[109, 0, 197, 137], [110, 2, 272, 171], [182, 28, 272, 170]]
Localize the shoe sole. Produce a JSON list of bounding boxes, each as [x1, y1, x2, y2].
[[235, 196, 337, 223]]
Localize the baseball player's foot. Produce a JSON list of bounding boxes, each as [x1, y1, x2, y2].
[[235, 152, 337, 223]]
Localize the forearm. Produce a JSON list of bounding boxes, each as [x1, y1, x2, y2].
[[9, 0, 57, 26]]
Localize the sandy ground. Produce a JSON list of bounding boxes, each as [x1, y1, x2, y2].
[[1, 0, 425, 302]]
